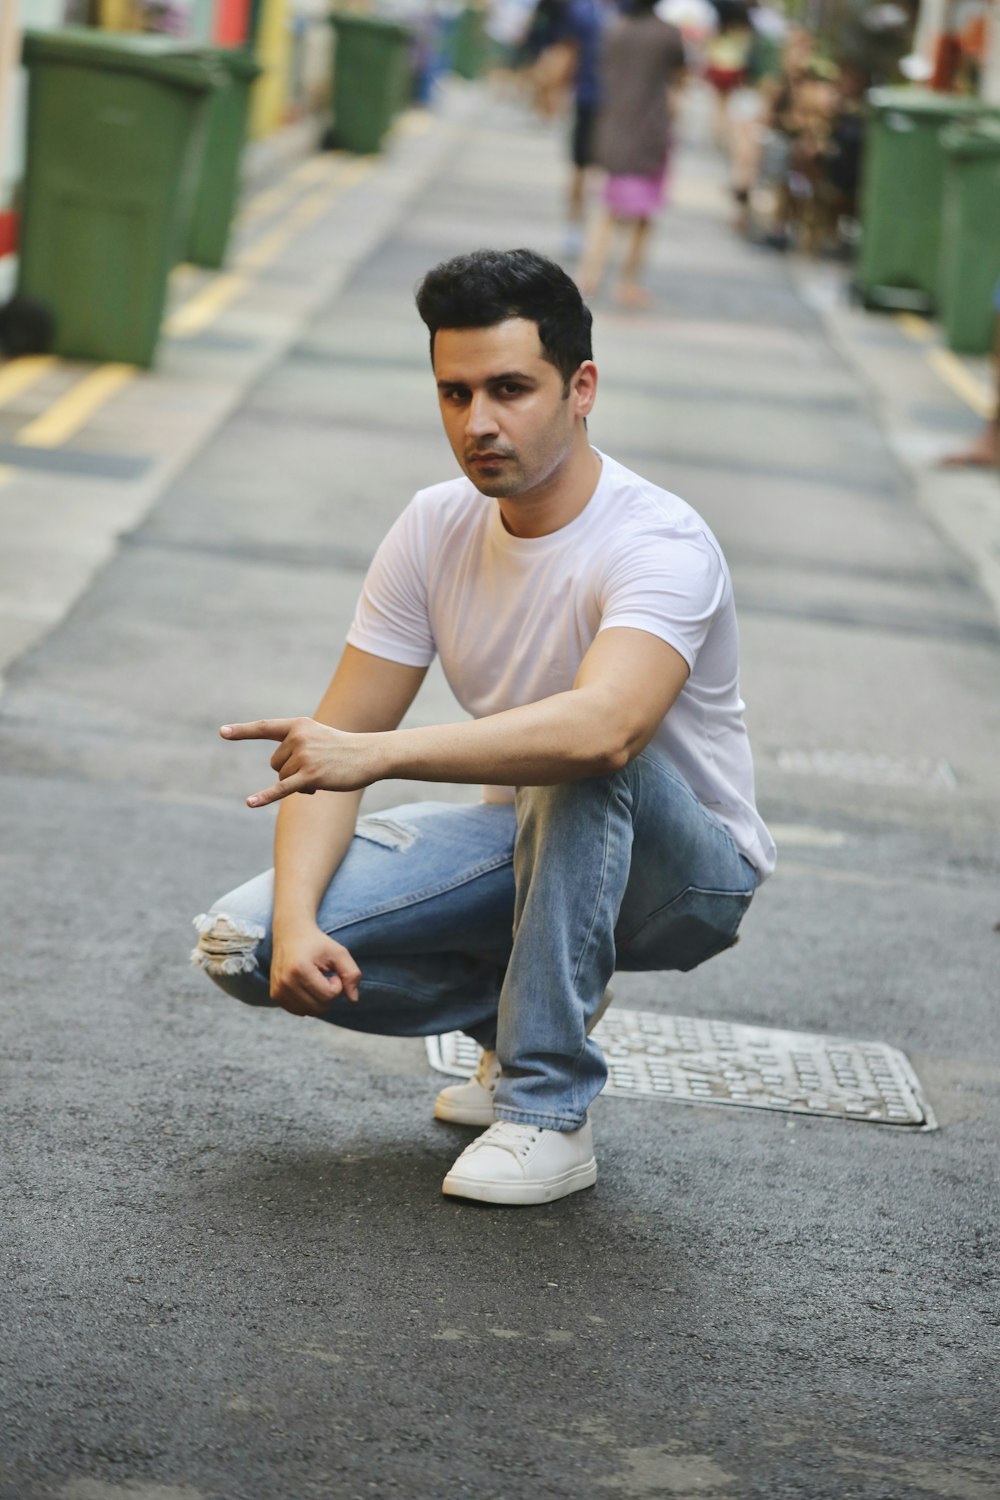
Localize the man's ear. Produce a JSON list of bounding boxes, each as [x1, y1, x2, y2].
[[572, 360, 598, 419]]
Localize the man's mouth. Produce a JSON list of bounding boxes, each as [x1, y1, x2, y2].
[[468, 451, 510, 464]]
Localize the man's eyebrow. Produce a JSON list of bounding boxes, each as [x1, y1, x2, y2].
[[436, 370, 537, 388]]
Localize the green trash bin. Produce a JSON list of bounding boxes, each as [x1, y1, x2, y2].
[[327, 12, 412, 155], [939, 120, 1000, 355], [451, 6, 489, 81], [186, 47, 262, 270], [856, 88, 987, 313], [17, 27, 216, 367]]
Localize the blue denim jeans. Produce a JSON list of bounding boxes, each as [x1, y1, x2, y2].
[[194, 749, 757, 1130]]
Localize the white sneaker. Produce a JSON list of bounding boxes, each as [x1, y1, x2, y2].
[[433, 1047, 501, 1126], [441, 1120, 597, 1206], [433, 986, 614, 1127]]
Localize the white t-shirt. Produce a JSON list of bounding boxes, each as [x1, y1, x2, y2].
[[347, 450, 776, 880]]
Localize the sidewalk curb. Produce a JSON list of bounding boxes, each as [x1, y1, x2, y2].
[[795, 263, 1000, 629]]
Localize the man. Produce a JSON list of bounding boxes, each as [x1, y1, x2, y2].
[[193, 249, 775, 1207]]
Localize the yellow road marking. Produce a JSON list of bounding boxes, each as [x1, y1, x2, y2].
[[0, 355, 57, 409], [168, 156, 377, 340], [925, 347, 994, 420], [289, 154, 343, 185], [338, 158, 376, 189], [395, 110, 431, 138], [16, 363, 136, 448], [287, 186, 342, 231], [895, 312, 934, 344], [236, 221, 293, 272], [236, 155, 343, 228], [236, 180, 297, 228], [162, 273, 249, 337]]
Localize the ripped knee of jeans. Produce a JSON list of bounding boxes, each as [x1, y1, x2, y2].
[[191, 912, 266, 977], [354, 813, 418, 852]]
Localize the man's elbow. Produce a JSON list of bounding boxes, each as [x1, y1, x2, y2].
[[587, 731, 643, 778]]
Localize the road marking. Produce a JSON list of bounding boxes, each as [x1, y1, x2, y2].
[[0, 355, 57, 408], [925, 347, 994, 420], [396, 109, 431, 138], [895, 312, 934, 344], [0, 358, 58, 483], [894, 311, 993, 418], [162, 272, 249, 338], [289, 153, 343, 184], [235, 153, 342, 228], [15, 363, 136, 447], [167, 159, 377, 339], [235, 220, 292, 272]]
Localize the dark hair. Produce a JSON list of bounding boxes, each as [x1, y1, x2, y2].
[[415, 248, 593, 387]]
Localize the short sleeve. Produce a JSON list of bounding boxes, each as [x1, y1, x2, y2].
[[346, 498, 437, 668], [597, 531, 727, 671]]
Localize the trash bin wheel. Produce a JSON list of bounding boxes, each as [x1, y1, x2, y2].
[[0, 294, 56, 358]]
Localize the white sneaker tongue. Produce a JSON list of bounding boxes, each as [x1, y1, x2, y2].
[[478, 1121, 537, 1156]]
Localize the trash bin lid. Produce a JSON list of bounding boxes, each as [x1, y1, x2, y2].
[[866, 87, 988, 121], [22, 26, 218, 92], [327, 11, 411, 40], [941, 118, 1000, 157]]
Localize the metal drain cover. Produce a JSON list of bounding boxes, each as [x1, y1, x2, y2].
[[425, 1009, 936, 1129]]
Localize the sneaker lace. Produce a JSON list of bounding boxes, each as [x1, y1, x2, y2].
[[472, 1121, 541, 1160]]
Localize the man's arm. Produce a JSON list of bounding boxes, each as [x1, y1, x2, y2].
[[265, 645, 427, 1017], [222, 627, 689, 805]]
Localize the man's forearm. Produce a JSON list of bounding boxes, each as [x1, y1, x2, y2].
[[370, 687, 635, 788], [272, 788, 363, 930]]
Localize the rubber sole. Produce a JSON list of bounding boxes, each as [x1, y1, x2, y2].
[[433, 1095, 496, 1126], [441, 1158, 597, 1205]]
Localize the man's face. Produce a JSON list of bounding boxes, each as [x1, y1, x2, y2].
[[433, 319, 587, 498]]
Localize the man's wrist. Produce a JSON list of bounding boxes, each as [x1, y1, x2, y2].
[[272, 902, 320, 937], [362, 729, 400, 785]]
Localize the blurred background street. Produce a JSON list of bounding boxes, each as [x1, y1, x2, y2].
[[1, 2, 1000, 1496]]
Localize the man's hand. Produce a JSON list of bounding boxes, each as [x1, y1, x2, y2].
[[269, 919, 362, 1017], [220, 717, 386, 807]]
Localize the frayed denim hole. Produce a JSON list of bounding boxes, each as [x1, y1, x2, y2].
[[354, 815, 420, 852]]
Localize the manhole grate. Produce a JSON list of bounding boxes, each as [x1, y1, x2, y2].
[[426, 1009, 936, 1129]]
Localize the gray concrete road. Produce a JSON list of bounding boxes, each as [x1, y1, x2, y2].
[[2, 92, 998, 1500]]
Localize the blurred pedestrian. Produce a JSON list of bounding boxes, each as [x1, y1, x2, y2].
[[557, 0, 612, 257], [703, 0, 753, 148], [577, 0, 686, 305], [195, 249, 774, 1207]]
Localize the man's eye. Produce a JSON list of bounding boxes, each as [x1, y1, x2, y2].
[[498, 383, 525, 397]]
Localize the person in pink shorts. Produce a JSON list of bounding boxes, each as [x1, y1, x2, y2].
[[577, 0, 686, 306]]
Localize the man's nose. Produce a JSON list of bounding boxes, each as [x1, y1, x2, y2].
[[466, 393, 500, 439]]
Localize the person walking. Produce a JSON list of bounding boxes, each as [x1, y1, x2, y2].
[[557, 0, 611, 257], [576, 0, 686, 306], [193, 249, 775, 1206]]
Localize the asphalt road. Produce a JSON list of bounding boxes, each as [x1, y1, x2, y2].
[[2, 96, 998, 1500]]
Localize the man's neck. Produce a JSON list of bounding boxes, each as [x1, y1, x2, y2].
[[497, 440, 603, 539]]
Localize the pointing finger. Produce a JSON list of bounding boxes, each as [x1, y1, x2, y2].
[[221, 720, 293, 742]]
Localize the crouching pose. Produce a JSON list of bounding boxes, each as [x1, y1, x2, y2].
[[193, 248, 775, 1206]]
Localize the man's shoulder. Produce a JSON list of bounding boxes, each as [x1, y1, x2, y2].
[[600, 453, 710, 533], [410, 474, 477, 510], [401, 475, 482, 538], [597, 453, 729, 575]]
